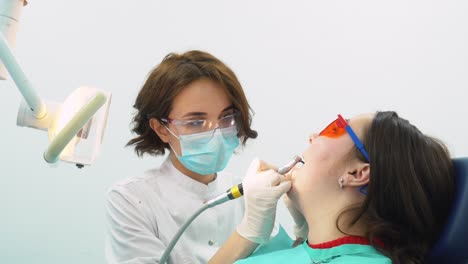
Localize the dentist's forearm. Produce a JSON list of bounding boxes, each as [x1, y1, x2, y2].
[[208, 231, 258, 264]]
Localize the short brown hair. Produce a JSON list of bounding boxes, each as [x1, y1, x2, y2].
[[127, 50, 257, 157]]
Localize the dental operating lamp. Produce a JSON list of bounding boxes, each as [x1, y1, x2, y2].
[[0, 0, 111, 167]]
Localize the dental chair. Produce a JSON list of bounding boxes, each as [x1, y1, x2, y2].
[[427, 157, 468, 264]]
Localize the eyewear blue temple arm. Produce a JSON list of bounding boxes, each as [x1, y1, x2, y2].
[[343, 124, 370, 195], [344, 126, 370, 162]]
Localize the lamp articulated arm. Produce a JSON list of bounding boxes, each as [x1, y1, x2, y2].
[[0, 33, 47, 118], [0, 0, 111, 166]]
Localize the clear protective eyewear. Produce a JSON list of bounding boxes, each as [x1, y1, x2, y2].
[[160, 110, 240, 141]]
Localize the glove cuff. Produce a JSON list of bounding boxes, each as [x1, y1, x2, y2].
[[236, 217, 272, 244]]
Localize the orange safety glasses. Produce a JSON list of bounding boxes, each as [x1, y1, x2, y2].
[[319, 115, 348, 138], [319, 114, 370, 161], [320, 114, 371, 195]]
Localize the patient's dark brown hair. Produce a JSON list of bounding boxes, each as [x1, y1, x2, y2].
[[127, 50, 257, 157], [341, 111, 455, 264]]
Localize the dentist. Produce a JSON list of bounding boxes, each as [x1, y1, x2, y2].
[[105, 50, 259, 263]]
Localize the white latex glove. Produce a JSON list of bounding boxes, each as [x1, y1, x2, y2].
[[283, 194, 309, 246], [237, 158, 291, 244]]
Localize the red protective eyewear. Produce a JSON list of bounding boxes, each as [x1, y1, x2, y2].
[[319, 115, 349, 138], [319, 114, 370, 195], [319, 114, 370, 162]]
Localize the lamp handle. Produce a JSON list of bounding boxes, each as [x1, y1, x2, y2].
[[43, 92, 107, 163]]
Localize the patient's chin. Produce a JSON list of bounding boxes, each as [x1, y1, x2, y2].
[[287, 185, 299, 199]]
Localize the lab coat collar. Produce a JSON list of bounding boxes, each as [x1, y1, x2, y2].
[[160, 157, 219, 199]]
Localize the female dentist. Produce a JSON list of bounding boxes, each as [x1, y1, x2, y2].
[[105, 50, 259, 263]]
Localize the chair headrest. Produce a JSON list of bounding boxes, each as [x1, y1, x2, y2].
[[427, 157, 468, 264]]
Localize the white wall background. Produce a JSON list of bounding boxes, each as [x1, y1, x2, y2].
[[1, 1, 467, 263]]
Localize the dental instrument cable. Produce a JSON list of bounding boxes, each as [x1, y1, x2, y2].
[[159, 155, 304, 264]]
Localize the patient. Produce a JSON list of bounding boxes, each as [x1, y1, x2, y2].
[[232, 111, 455, 264]]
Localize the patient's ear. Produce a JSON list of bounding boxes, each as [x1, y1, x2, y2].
[[149, 118, 170, 143], [343, 163, 370, 188]]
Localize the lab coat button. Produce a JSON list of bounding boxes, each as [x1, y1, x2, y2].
[[208, 240, 214, 246]]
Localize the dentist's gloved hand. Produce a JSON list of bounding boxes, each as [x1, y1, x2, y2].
[[237, 158, 291, 244], [283, 194, 309, 247]]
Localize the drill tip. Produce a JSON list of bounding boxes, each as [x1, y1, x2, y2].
[[293, 155, 304, 164]]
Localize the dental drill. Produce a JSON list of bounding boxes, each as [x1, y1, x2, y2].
[[204, 155, 304, 207], [159, 155, 304, 264]]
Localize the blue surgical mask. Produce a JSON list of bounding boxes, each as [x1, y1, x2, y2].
[[168, 126, 240, 175]]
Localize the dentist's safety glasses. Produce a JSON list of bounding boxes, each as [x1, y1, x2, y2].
[[160, 110, 239, 141]]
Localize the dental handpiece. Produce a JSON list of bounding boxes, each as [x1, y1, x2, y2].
[[277, 155, 304, 175], [204, 155, 304, 208]]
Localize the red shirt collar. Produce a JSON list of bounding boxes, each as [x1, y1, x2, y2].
[[308, 235, 371, 249]]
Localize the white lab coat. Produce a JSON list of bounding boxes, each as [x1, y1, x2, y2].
[[105, 157, 244, 264]]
